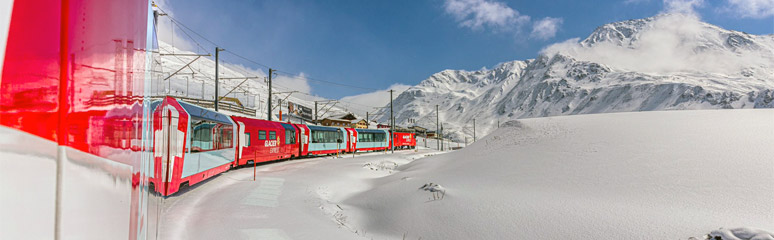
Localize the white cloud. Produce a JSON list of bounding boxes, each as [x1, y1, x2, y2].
[[662, 0, 705, 15], [339, 84, 412, 116], [722, 0, 774, 18], [273, 72, 313, 95], [442, 0, 566, 40], [540, 14, 773, 76], [219, 62, 312, 96], [530, 17, 563, 40], [154, 0, 199, 52], [443, 0, 530, 31], [629, 0, 772, 19]]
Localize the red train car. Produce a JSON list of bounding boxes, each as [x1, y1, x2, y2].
[[151, 97, 236, 196], [295, 123, 311, 157], [232, 116, 299, 165], [0, 0, 163, 239], [392, 132, 417, 150]]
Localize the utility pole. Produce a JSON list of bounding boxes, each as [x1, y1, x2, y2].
[[366, 112, 369, 125], [314, 101, 318, 122], [440, 123, 444, 151], [389, 89, 394, 154], [498, 120, 500, 128], [267, 68, 273, 121], [214, 47, 224, 111], [436, 105, 439, 151], [278, 98, 282, 121], [473, 118, 476, 142]]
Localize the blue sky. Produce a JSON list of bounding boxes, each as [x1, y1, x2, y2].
[[157, 0, 773, 103]]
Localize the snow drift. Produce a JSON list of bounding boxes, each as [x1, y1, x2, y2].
[[344, 109, 774, 239]]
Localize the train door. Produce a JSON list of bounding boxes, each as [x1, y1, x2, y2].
[[298, 126, 305, 156], [153, 105, 178, 196], [351, 129, 357, 152], [299, 125, 309, 156], [236, 121, 246, 166]]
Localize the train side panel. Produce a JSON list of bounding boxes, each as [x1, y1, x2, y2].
[[232, 116, 298, 165], [307, 125, 347, 155], [355, 129, 389, 152], [392, 132, 416, 149], [0, 1, 161, 239], [280, 123, 300, 158]]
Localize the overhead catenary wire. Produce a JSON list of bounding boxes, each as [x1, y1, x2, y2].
[[155, 4, 407, 121], [157, 5, 379, 93], [273, 69, 380, 91]]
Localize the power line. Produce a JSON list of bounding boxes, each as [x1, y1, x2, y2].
[[271, 82, 386, 110], [156, 5, 379, 93], [156, 7, 218, 48], [223, 49, 271, 70], [273, 69, 379, 91], [154, 5, 408, 117]]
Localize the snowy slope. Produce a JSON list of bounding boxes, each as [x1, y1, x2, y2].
[[344, 109, 774, 239], [378, 14, 774, 141], [157, 41, 349, 119]]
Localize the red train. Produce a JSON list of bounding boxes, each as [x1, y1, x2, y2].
[[152, 97, 417, 196], [0, 1, 415, 239]]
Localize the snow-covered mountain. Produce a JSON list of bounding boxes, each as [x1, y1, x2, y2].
[[377, 14, 774, 141]]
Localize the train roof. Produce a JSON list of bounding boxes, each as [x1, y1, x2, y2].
[[356, 128, 387, 134], [306, 125, 342, 132], [231, 115, 286, 130], [178, 100, 233, 124], [280, 123, 296, 131]]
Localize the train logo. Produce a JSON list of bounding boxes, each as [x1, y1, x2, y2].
[[265, 140, 279, 147]]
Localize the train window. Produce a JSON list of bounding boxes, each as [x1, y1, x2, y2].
[[358, 132, 386, 142], [245, 133, 251, 146], [269, 131, 276, 140], [218, 126, 233, 149], [190, 117, 233, 152], [312, 130, 339, 143], [259, 130, 266, 140], [286, 130, 296, 144]]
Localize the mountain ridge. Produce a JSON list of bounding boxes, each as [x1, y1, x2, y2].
[[377, 14, 774, 141]]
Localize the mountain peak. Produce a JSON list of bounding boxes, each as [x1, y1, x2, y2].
[[381, 14, 774, 142]]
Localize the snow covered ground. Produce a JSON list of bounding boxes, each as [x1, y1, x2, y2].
[[158, 150, 446, 240], [161, 109, 774, 240]]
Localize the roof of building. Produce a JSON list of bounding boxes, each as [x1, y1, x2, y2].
[[328, 113, 358, 120]]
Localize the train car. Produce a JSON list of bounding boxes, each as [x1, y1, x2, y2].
[[354, 129, 390, 152], [151, 97, 236, 196], [231, 116, 298, 165], [392, 132, 417, 150], [345, 128, 357, 152], [0, 1, 163, 239], [307, 125, 350, 155]]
